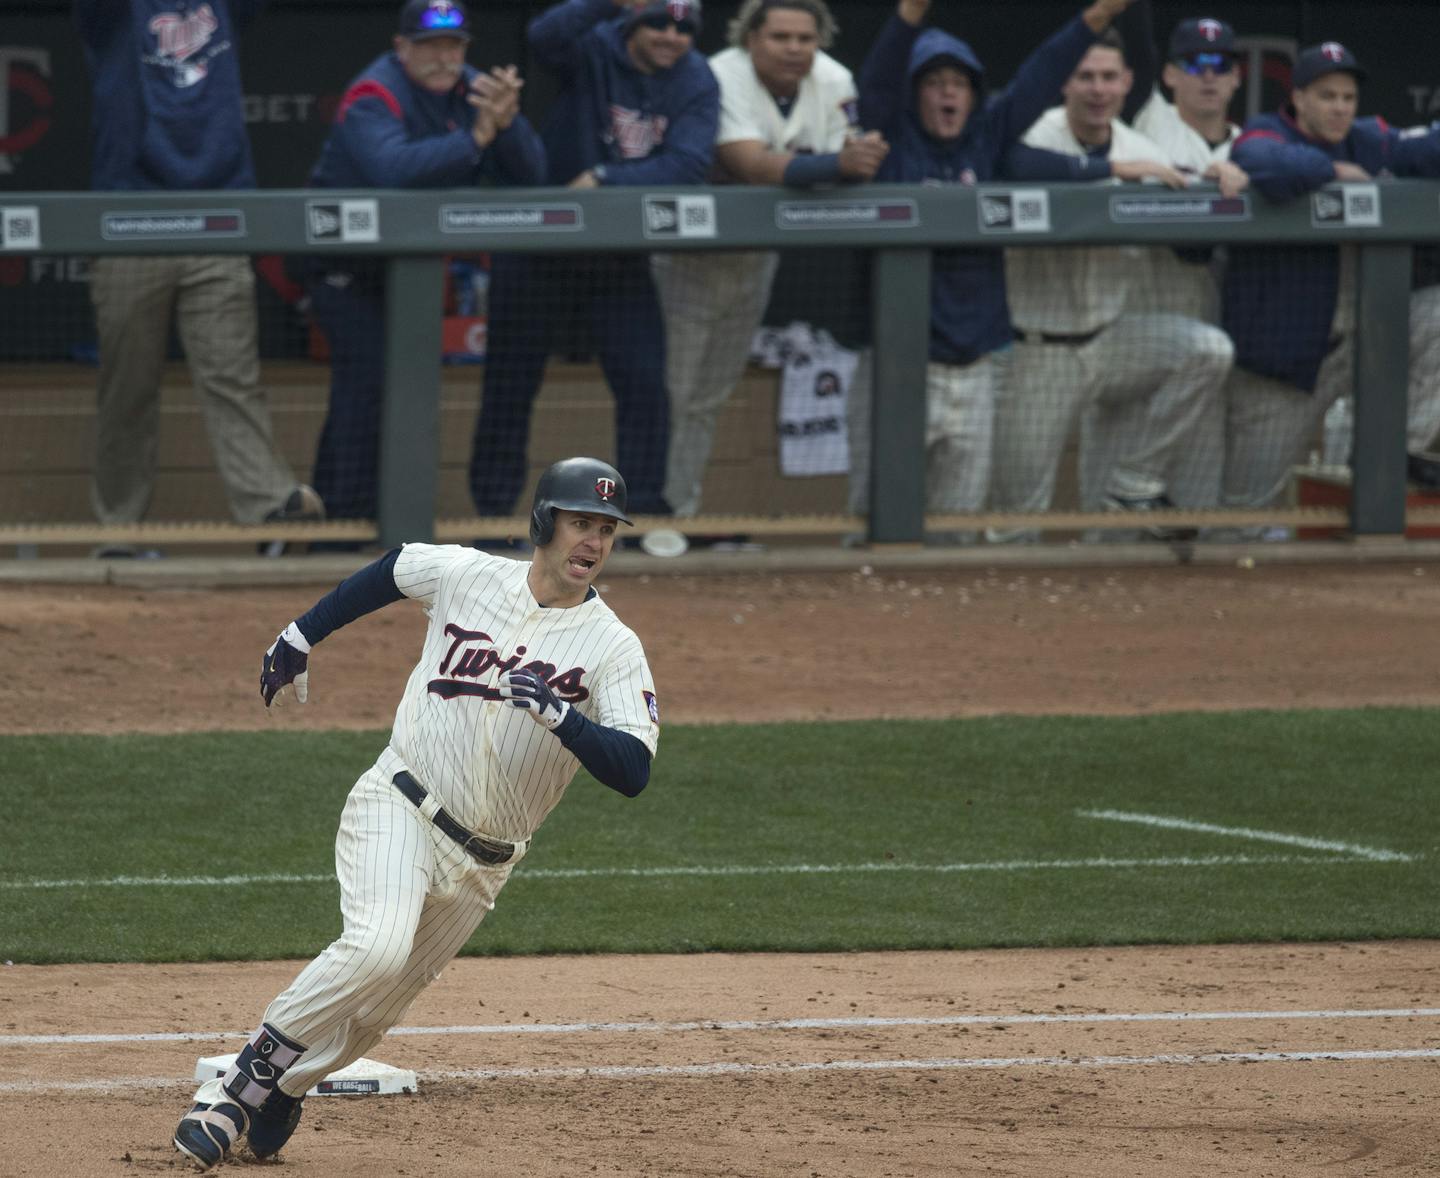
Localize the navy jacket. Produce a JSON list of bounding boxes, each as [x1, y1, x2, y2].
[[860, 15, 1102, 365], [527, 0, 718, 186], [1225, 108, 1440, 391], [75, 0, 262, 190], [310, 53, 546, 189]]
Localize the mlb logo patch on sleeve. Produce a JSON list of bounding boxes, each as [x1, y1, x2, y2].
[[643, 690, 660, 725]]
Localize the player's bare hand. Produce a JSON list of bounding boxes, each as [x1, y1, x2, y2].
[[896, 0, 930, 28], [261, 622, 311, 708], [1082, 0, 1137, 33], [838, 131, 889, 180], [469, 67, 523, 147], [1112, 159, 1188, 190], [1204, 160, 1250, 198], [496, 667, 569, 730], [568, 169, 601, 188], [1333, 161, 1372, 182]]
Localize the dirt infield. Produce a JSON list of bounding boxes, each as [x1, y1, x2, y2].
[[3, 561, 1439, 1176]]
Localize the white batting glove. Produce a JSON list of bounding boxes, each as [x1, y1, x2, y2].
[[496, 667, 569, 730]]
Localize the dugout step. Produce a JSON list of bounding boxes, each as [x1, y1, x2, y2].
[[194, 1052, 417, 1096], [1291, 465, 1440, 540]]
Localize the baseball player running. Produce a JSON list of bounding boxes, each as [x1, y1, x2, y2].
[[171, 457, 660, 1170]]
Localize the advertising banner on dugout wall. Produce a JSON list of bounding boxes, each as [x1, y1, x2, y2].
[[1, 1, 1438, 359]]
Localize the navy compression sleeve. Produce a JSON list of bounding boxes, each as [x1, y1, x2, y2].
[[294, 548, 404, 644], [553, 708, 652, 797]]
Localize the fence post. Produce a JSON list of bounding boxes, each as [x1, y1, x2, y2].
[[1350, 243, 1413, 536], [868, 248, 931, 544], [378, 255, 444, 547]]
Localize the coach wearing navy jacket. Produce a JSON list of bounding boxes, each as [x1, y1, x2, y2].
[[1221, 42, 1440, 517], [304, 0, 546, 533], [75, 0, 324, 551], [469, 0, 720, 532]]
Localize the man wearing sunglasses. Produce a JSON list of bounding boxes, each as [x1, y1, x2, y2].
[[300, 0, 546, 541], [1073, 9, 1249, 525], [1127, 12, 1246, 198], [1217, 43, 1440, 523], [470, 0, 720, 533]]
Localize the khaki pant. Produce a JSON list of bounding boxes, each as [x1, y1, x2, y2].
[[89, 254, 296, 524]]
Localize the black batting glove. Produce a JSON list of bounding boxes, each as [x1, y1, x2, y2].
[[261, 622, 312, 708]]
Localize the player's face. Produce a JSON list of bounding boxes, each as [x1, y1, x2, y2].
[[1063, 46, 1132, 142], [627, 18, 694, 75], [534, 510, 617, 603], [394, 35, 468, 94], [914, 66, 974, 141], [1292, 72, 1359, 144], [1162, 54, 1240, 123], [745, 9, 820, 99]]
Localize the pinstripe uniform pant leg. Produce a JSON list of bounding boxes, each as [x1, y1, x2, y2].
[[1220, 347, 1347, 511], [1406, 285, 1440, 453], [925, 352, 1005, 521], [1078, 313, 1232, 506], [651, 250, 778, 517], [261, 766, 508, 1095], [988, 339, 1089, 523]]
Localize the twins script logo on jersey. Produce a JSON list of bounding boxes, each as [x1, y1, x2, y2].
[[428, 624, 590, 702], [147, 4, 221, 88], [608, 106, 669, 159]]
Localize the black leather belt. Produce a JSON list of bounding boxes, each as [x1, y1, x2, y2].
[[392, 770, 519, 867], [1014, 327, 1104, 346]]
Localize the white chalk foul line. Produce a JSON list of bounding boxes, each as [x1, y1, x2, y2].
[[0, 851, 1403, 893], [7, 1006, 1439, 1047], [4, 1047, 1438, 1095], [1078, 809, 1413, 863]]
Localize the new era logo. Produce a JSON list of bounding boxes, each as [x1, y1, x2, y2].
[[308, 203, 341, 241]]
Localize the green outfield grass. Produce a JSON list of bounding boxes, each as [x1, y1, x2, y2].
[[2, 709, 1437, 964]]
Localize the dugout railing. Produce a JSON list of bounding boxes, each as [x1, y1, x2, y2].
[[1, 180, 1437, 552]]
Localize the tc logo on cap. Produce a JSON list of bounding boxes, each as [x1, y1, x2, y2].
[[1321, 41, 1347, 63], [665, 0, 693, 21], [1197, 19, 1224, 42], [595, 478, 617, 500]]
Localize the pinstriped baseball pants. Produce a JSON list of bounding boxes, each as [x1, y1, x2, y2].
[[260, 764, 510, 1096]]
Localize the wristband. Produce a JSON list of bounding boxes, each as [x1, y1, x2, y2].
[[782, 153, 844, 187]]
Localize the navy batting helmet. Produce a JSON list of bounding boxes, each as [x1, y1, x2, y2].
[[529, 457, 633, 547]]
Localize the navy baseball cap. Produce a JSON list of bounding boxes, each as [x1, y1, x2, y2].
[[1168, 17, 1236, 60], [398, 0, 471, 41], [621, 0, 703, 38], [1293, 41, 1366, 89]]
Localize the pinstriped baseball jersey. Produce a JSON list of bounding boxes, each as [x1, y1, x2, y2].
[[1133, 90, 1238, 173], [387, 542, 659, 843], [710, 46, 858, 152]]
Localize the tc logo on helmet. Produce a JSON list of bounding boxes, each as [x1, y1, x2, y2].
[[1197, 19, 1223, 41], [1321, 42, 1346, 63], [594, 478, 617, 501]]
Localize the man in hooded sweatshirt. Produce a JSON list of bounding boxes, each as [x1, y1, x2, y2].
[[469, 0, 720, 532], [849, 0, 1151, 537]]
